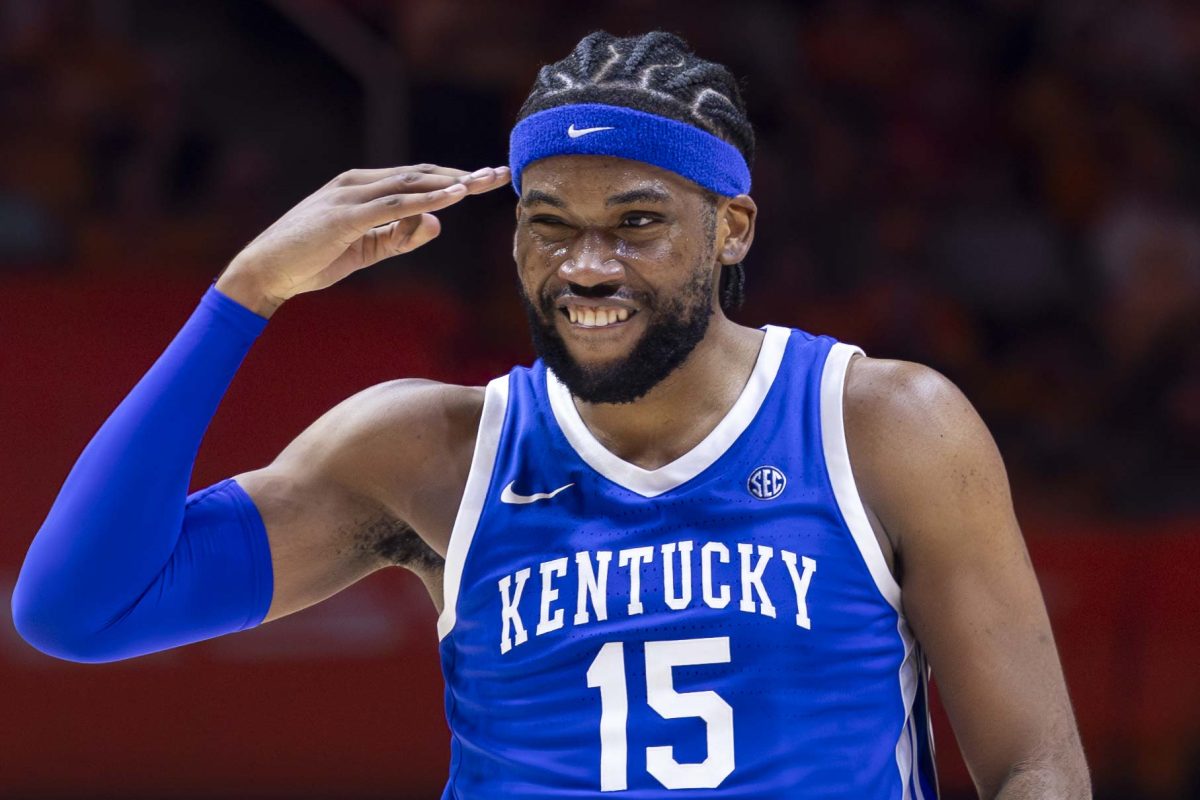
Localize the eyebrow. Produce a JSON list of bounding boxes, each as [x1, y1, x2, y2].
[[520, 186, 674, 209], [521, 189, 565, 208], [605, 187, 672, 207]]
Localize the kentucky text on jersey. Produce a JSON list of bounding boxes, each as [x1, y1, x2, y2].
[[498, 542, 818, 654]]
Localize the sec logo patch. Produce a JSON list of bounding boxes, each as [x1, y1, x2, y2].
[[747, 466, 786, 500]]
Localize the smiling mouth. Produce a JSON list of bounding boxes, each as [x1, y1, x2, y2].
[[560, 305, 638, 328]]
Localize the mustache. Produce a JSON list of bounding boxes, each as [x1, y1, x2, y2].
[[538, 282, 655, 313]]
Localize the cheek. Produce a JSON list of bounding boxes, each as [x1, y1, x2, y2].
[[513, 231, 540, 274], [516, 231, 574, 278], [512, 233, 560, 302], [617, 227, 705, 270]]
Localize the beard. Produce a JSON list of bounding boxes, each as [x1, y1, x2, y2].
[[519, 263, 715, 405]]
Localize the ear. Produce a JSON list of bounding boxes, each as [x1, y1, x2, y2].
[[718, 194, 757, 265]]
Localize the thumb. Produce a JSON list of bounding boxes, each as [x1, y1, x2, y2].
[[355, 213, 442, 269], [393, 213, 442, 254]]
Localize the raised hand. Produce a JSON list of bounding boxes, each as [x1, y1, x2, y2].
[[216, 164, 510, 315]]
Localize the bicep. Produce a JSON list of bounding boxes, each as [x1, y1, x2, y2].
[[899, 450, 1072, 797], [232, 466, 393, 624], [848, 360, 1084, 797], [233, 379, 452, 624]]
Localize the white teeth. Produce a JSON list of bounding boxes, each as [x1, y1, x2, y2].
[[567, 306, 633, 327]]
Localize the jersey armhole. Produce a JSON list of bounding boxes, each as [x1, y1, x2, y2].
[[437, 374, 511, 640], [818, 342, 904, 612], [821, 344, 930, 797]]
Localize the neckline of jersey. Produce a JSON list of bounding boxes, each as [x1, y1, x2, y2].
[[545, 324, 791, 498]]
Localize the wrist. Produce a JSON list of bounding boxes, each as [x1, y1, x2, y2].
[[213, 266, 286, 319]]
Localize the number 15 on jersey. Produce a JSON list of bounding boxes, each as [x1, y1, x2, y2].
[[587, 636, 736, 792]]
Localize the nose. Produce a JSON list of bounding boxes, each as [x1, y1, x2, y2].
[[557, 231, 624, 288]]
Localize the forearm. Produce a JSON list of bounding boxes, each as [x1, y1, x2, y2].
[[12, 283, 273, 661]]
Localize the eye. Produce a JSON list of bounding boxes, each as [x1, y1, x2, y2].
[[621, 214, 660, 228], [529, 215, 566, 227]]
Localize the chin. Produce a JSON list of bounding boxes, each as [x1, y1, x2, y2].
[[520, 280, 712, 405]]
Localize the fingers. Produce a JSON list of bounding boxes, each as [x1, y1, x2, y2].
[[326, 164, 471, 189], [345, 165, 510, 203], [351, 183, 470, 230], [343, 171, 463, 203], [351, 167, 511, 230], [459, 166, 512, 195]]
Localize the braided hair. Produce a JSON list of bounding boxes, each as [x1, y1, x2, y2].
[[517, 31, 754, 312]]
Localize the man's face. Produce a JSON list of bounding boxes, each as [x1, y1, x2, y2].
[[514, 155, 721, 404]]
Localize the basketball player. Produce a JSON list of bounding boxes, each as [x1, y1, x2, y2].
[[13, 32, 1089, 799]]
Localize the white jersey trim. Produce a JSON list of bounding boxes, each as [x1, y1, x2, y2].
[[818, 342, 903, 610], [898, 634, 924, 800], [437, 374, 510, 641], [546, 324, 791, 498], [819, 342, 922, 798]]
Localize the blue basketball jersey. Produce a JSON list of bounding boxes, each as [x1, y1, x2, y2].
[[437, 326, 938, 799]]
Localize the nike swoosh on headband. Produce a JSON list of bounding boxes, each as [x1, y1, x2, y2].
[[567, 124, 615, 138]]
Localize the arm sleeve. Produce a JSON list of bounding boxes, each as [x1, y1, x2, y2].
[[10, 283, 275, 663]]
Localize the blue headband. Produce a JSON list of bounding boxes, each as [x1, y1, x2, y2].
[[508, 103, 751, 198]]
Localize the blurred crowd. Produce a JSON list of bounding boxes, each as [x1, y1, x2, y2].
[[2, 0, 1197, 517]]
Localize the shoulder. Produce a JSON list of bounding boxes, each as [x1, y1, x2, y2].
[[841, 355, 1010, 539], [295, 378, 484, 466], [842, 355, 978, 443], [336, 377, 484, 423], [275, 378, 486, 528], [365, 378, 486, 446]]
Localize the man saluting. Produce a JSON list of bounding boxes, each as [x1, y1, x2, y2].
[[14, 31, 1089, 799]]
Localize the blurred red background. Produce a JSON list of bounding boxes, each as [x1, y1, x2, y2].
[[1, 1, 1197, 798]]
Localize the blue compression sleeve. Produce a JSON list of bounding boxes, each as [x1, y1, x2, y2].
[[11, 284, 274, 663]]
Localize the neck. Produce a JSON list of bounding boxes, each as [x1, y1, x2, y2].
[[571, 315, 765, 470]]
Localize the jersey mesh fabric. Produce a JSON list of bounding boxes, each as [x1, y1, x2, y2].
[[438, 328, 936, 799]]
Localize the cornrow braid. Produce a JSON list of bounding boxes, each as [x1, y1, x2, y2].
[[518, 30, 754, 313]]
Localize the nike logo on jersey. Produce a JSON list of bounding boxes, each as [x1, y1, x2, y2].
[[567, 124, 615, 138], [500, 481, 575, 505]]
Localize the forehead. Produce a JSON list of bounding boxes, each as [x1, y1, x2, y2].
[[520, 155, 704, 206]]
